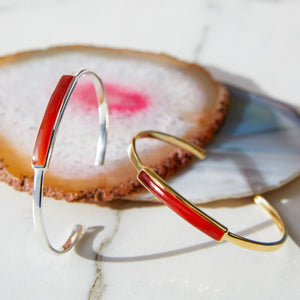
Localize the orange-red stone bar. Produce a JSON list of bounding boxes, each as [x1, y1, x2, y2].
[[138, 170, 226, 241], [32, 75, 74, 167]]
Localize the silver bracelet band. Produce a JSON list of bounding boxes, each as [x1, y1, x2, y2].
[[32, 69, 108, 254]]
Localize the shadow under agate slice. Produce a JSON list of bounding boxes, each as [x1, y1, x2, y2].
[[129, 85, 300, 203]]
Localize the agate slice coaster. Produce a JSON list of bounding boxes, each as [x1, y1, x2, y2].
[[0, 45, 228, 202]]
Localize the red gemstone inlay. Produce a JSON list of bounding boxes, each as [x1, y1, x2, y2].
[[138, 171, 225, 241], [32, 75, 74, 167]]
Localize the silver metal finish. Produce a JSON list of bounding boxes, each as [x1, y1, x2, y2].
[[32, 169, 85, 254], [32, 69, 108, 254], [73, 70, 109, 167]]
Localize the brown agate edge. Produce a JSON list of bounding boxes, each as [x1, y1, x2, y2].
[[0, 45, 229, 203]]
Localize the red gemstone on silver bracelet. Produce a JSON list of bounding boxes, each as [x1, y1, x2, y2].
[[138, 170, 226, 241], [32, 75, 74, 167]]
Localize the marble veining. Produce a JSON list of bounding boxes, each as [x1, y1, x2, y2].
[[0, 0, 300, 299], [89, 210, 122, 299]]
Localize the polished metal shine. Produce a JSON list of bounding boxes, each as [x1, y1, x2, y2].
[[32, 70, 108, 254], [128, 130, 287, 251]]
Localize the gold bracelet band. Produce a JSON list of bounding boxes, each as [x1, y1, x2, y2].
[[128, 130, 287, 251]]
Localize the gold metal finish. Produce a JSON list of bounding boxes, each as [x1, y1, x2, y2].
[[128, 130, 206, 173], [140, 166, 228, 239], [223, 195, 287, 251], [128, 130, 287, 251]]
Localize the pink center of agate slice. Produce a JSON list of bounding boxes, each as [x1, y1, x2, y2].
[[71, 81, 150, 115]]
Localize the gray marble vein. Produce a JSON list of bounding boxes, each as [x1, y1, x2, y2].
[[89, 210, 122, 300]]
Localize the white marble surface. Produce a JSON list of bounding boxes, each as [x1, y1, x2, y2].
[[1, 0, 300, 299]]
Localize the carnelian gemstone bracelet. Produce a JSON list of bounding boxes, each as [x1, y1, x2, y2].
[[32, 75, 74, 167], [128, 131, 287, 251], [31, 70, 108, 254]]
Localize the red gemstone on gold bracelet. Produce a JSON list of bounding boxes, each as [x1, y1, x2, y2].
[[32, 75, 74, 167], [138, 170, 225, 241]]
